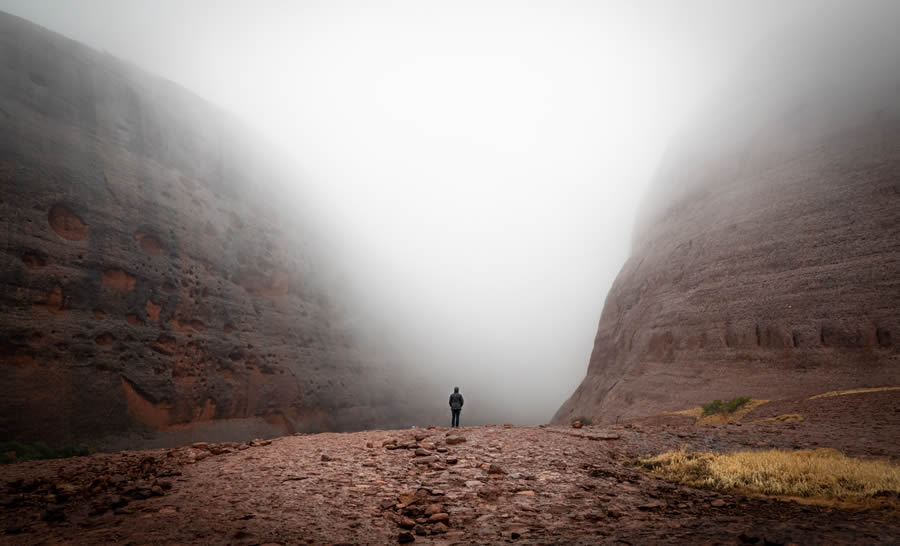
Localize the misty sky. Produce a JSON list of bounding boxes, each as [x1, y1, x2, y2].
[[0, 1, 867, 423]]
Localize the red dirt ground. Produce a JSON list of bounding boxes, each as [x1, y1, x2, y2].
[[1, 391, 898, 544]]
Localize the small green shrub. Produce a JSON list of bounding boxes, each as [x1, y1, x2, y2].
[[0, 441, 91, 464], [701, 396, 751, 416], [571, 416, 593, 426]]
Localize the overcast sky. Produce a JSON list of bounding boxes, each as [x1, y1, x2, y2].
[[0, 1, 864, 423]]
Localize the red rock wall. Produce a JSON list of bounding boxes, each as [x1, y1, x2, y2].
[[0, 12, 414, 447], [555, 35, 900, 424]]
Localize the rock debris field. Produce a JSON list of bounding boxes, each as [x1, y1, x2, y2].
[[2, 391, 900, 545]]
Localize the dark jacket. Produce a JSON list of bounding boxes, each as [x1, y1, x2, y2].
[[449, 392, 464, 410]]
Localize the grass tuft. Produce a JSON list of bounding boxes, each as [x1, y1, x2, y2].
[[638, 448, 900, 503], [701, 396, 752, 416]]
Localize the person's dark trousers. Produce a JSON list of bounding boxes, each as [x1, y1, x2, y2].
[[451, 409, 461, 427]]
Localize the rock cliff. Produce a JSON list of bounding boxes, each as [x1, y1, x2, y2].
[[0, 12, 417, 448], [555, 20, 900, 424]]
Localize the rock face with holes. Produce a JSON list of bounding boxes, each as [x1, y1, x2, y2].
[[554, 22, 900, 424], [0, 12, 419, 447]]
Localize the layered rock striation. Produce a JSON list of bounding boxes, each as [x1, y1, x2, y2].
[[0, 12, 415, 447], [555, 18, 900, 424]]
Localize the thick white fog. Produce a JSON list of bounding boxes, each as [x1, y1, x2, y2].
[[0, 0, 880, 424]]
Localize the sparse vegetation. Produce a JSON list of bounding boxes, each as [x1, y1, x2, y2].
[[0, 441, 91, 464], [571, 416, 593, 426], [809, 386, 900, 400], [638, 448, 900, 504], [701, 396, 752, 416], [663, 397, 768, 424], [752, 413, 804, 424]]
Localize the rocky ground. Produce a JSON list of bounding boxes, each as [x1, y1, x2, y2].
[[2, 390, 899, 545]]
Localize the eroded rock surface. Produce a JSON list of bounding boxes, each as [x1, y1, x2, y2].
[[555, 22, 900, 425], [0, 11, 417, 447]]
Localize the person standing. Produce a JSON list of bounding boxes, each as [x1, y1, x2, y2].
[[449, 387, 464, 427]]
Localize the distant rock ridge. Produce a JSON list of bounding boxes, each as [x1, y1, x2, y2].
[[0, 11, 421, 448], [554, 16, 900, 424]]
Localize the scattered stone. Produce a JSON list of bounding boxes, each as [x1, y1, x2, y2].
[[414, 448, 431, 457], [711, 499, 727, 508], [106, 495, 128, 509], [366, 441, 374, 448], [424, 503, 443, 516], [516, 490, 535, 496], [42, 504, 65, 522], [488, 463, 506, 475], [432, 522, 448, 534], [445, 435, 466, 445], [414, 524, 427, 536], [150, 485, 164, 496], [321, 454, 333, 462], [427, 513, 449, 523], [383, 439, 398, 447], [397, 531, 415, 543], [572, 421, 583, 429], [413, 456, 437, 465], [399, 516, 416, 529]]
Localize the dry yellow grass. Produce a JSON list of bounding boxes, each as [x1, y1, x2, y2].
[[639, 448, 900, 503], [809, 386, 900, 400], [663, 407, 704, 419], [663, 399, 769, 425], [751, 413, 804, 424]]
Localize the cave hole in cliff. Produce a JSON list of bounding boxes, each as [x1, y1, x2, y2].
[[36, 285, 67, 314], [145, 300, 161, 322], [94, 332, 114, 345], [20, 251, 46, 269], [134, 231, 165, 256], [48, 204, 88, 241], [876, 328, 892, 348], [125, 314, 144, 326], [102, 268, 136, 292], [792, 331, 800, 348]]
